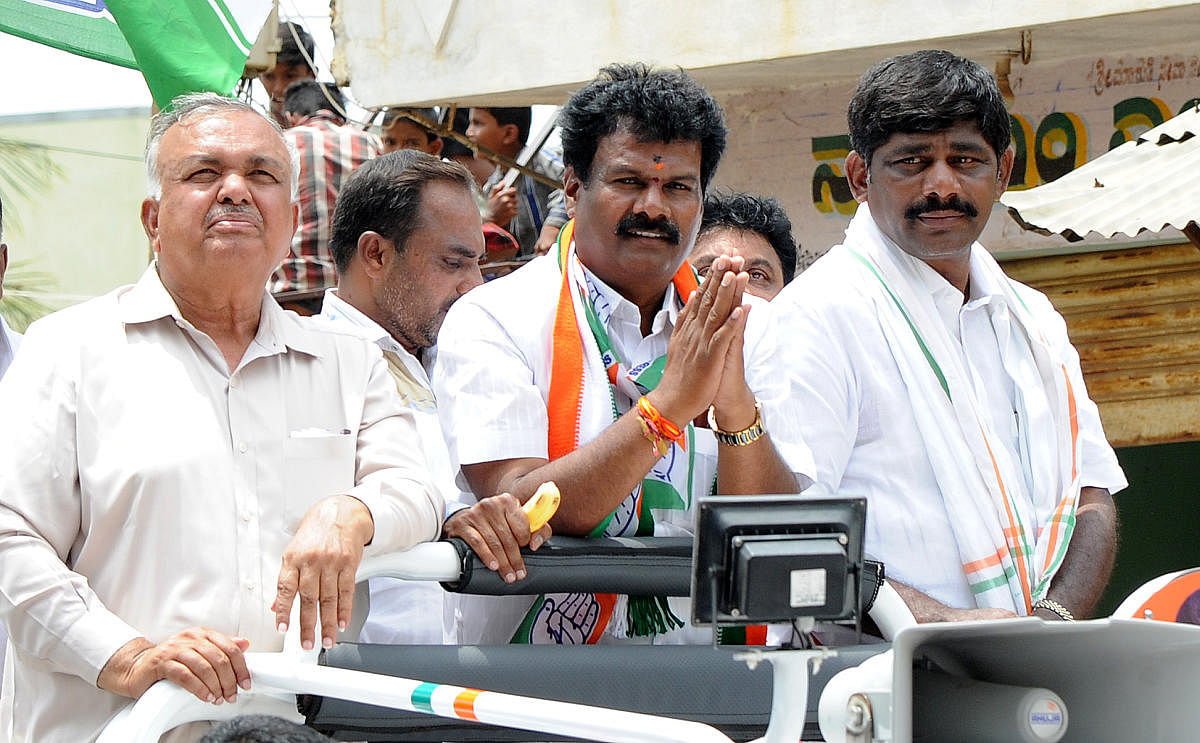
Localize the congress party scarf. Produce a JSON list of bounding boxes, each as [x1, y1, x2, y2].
[[510, 220, 700, 643], [840, 204, 1082, 614]]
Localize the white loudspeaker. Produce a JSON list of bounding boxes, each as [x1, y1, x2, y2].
[[888, 617, 1200, 742]]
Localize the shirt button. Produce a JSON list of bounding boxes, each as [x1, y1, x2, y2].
[[244, 581, 256, 592], [238, 442, 248, 454], [241, 511, 252, 522], [229, 377, 239, 389]]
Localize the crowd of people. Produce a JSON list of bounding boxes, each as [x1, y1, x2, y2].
[[0, 38, 1124, 741]]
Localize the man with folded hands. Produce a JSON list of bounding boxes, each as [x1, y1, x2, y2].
[[433, 63, 814, 645]]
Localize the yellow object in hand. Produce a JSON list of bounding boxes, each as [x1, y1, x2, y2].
[[523, 482, 561, 531]]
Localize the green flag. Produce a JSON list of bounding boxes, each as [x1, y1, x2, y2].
[[0, 0, 273, 109], [0, 0, 136, 67]]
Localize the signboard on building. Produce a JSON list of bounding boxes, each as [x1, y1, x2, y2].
[[716, 46, 1200, 267]]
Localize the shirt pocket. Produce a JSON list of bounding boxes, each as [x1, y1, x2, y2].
[[282, 430, 357, 534]]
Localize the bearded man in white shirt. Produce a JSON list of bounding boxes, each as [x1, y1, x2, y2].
[[319, 149, 552, 644], [433, 63, 813, 645], [0, 93, 444, 741], [774, 50, 1126, 625]]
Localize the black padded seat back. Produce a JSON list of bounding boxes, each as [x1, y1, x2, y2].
[[442, 537, 887, 617], [302, 643, 889, 741], [442, 536, 694, 596]]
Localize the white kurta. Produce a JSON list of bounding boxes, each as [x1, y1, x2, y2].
[[0, 267, 443, 741], [432, 250, 814, 643], [773, 209, 1126, 609], [317, 288, 459, 644]]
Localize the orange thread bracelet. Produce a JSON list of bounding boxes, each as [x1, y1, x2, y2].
[[637, 414, 671, 457], [636, 397, 685, 457]]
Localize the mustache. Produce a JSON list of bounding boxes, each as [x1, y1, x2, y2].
[[904, 195, 978, 221], [615, 213, 681, 245], [206, 204, 262, 225]]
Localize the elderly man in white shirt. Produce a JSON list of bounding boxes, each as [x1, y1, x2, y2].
[[318, 149, 551, 644], [0, 94, 444, 742], [433, 64, 813, 646], [774, 51, 1125, 625]]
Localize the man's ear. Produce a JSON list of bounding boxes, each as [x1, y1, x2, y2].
[[500, 123, 520, 148], [563, 165, 582, 200], [358, 231, 391, 279], [274, 201, 300, 266], [995, 145, 1016, 198], [845, 150, 869, 204], [140, 198, 161, 251], [289, 200, 300, 240], [0, 243, 8, 292], [428, 138, 444, 157]]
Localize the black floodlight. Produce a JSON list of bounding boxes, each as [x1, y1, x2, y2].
[[691, 494, 867, 626]]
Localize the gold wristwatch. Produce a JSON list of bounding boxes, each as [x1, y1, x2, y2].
[[707, 401, 765, 447]]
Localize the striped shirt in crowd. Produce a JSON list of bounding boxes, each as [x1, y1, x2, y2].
[[270, 111, 380, 296]]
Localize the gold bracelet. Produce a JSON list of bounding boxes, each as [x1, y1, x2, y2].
[[707, 401, 765, 447], [1032, 598, 1075, 621]]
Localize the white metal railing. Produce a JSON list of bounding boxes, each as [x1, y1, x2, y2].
[[96, 542, 736, 743]]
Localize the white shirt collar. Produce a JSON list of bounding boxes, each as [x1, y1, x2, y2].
[[318, 289, 407, 356], [318, 288, 431, 384], [577, 260, 680, 339], [116, 263, 324, 359], [888, 239, 1009, 340]]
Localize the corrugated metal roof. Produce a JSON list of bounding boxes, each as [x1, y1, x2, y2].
[[1001, 105, 1200, 242]]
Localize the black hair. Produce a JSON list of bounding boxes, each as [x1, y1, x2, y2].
[[559, 62, 727, 190], [700, 190, 797, 283], [476, 107, 531, 146], [382, 107, 439, 143], [848, 50, 1011, 169], [197, 714, 332, 743], [283, 80, 343, 118], [330, 150, 475, 272], [441, 108, 474, 159], [277, 22, 315, 73]]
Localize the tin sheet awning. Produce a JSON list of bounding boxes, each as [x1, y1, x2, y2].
[[1002, 105, 1200, 247]]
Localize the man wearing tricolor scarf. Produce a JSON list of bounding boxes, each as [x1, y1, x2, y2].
[[775, 51, 1126, 623], [433, 63, 814, 645]]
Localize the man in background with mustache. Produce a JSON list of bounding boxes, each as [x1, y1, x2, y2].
[[774, 51, 1125, 626], [433, 63, 812, 645]]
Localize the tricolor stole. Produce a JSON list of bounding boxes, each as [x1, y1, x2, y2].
[[848, 245, 1080, 614], [510, 220, 698, 643]]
